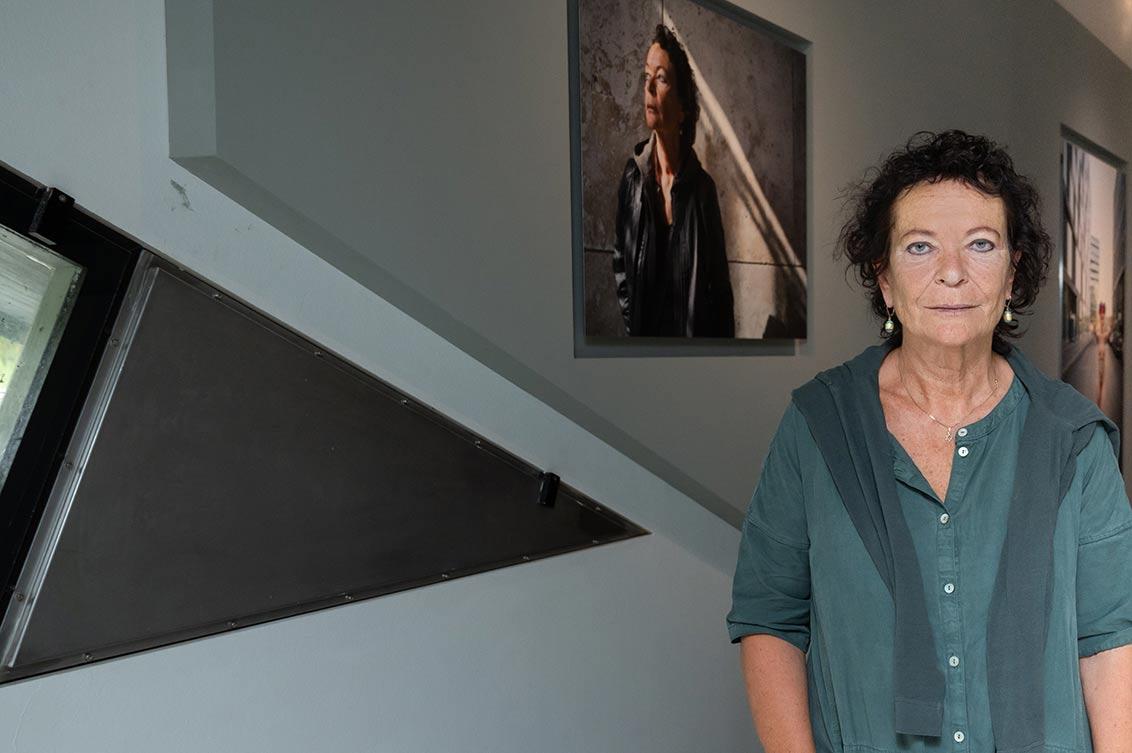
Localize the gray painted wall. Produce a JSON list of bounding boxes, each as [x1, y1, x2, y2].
[[169, 0, 1132, 527], [0, 1, 752, 751]]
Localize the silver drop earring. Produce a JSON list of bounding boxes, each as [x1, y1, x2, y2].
[[1003, 299, 1013, 323], [884, 307, 896, 334]]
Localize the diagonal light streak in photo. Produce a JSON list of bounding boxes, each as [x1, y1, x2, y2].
[[663, 11, 802, 270]]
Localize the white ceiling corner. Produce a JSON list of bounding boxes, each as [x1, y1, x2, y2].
[[1054, 0, 1132, 73]]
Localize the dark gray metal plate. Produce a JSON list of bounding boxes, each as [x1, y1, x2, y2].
[[7, 265, 644, 678]]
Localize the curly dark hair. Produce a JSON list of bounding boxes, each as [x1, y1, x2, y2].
[[836, 129, 1051, 354], [650, 24, 700, 158]]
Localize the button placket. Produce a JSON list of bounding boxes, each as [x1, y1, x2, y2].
[[938, 440, 972, 750]]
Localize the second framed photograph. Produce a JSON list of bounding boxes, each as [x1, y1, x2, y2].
[[1060, 130, 1127, 440], [571, 0, 808, 351]]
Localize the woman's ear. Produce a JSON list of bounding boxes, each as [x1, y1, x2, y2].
[[1006, 248, 1022, 296], [875, 262, 892, 308]]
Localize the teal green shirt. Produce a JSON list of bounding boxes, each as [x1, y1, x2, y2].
[[728, 374, 1132, 753]]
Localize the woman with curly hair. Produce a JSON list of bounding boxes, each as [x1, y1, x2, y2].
[[727, 130, 1132, 752], [611, 24, 734, 337]]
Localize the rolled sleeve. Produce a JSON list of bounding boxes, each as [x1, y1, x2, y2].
[[727, 402, 811, 652], [1076, 425, 1132, 658]]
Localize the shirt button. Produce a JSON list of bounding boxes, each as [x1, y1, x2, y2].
[[957, 427, 968, 438], [954, 730, 965, 743], [944, 582, 955, 594], [949, 655, 960, 667], [957, 446, 970, 457], [940, 512, 950, 524]]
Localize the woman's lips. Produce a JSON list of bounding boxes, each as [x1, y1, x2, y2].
[[928, 305, 977, 314]]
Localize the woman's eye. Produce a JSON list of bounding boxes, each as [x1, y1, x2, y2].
[[906, 242, 932, 255], [970, 239, 995, 252]]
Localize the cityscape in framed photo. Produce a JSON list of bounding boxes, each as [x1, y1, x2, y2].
[[1060, 133, 1127, 437], [571, 0, 808, 347]]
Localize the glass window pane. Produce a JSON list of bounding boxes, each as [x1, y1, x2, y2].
[[0, 227, 84, 491]]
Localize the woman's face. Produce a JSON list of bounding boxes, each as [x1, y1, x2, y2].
[[643, 43, 683, 139], [879, 179, 1017, 350]]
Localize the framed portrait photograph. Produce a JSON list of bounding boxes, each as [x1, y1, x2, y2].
[[569, 0, 808, 354], [1059, 129, 1127, 438]]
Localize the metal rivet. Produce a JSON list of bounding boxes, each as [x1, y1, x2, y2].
[[313, 350, 322, 357], [212, 293, 221, 300], [227, 620, 237, 628], [110, 337, 120, 346], [82, 653, 92, 662], [343, 594, 353, 601], [63, 461, 74, 470], [522, 555, 530, 561], [474, 440, 482, 448], [440, 573, 450, 579], [14, 593, 24, 602]]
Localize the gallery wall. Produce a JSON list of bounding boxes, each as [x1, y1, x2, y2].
[[0, 1, 752, 751], [0, 0, 1128, 750], [170, 0, 1132, 526]]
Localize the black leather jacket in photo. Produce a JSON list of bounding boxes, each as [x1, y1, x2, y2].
[[611, 134, 735, 337]]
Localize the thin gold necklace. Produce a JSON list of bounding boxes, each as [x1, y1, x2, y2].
[[898, 352, 1000, 442]]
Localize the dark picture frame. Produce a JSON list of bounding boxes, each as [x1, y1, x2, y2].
[[1059, 126, 1127, 444], [569, 0, 809, 357]]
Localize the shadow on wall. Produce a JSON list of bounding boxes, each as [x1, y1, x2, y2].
[[580, 0, 806, 339]]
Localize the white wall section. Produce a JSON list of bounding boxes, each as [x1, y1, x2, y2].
[[0, 1, 749, 751]]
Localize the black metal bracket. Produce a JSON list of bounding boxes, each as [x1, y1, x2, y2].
[[27, 187, 74, 247], [537, 471, 559, 507]]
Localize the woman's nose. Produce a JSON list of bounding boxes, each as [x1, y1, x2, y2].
[[936, 248, 967, 286]]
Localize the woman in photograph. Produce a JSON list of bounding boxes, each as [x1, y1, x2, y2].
[[611, 24, 735, 337], [727, 131, 1132, 751]]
